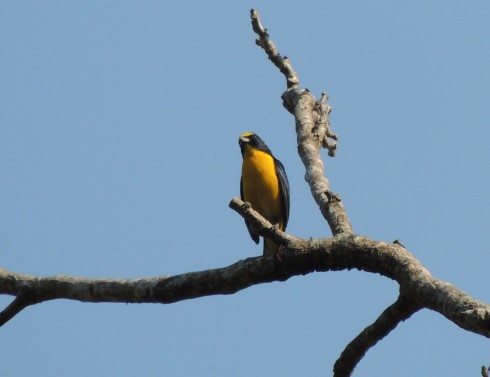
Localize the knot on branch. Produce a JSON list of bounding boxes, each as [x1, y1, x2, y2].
[[282, 89, 338, 157], [325, 190, 341, 203], [314, 92, 337, 157], [323, 190, 354, 236]]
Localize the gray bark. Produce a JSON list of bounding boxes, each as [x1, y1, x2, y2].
[[0, 9, 487, 377]]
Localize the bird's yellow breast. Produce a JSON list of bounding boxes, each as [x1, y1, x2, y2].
[[241, 147, 282, 226]]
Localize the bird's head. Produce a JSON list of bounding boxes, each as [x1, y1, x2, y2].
[[238, 132, 272, 155], [239, 132, 254, 148]]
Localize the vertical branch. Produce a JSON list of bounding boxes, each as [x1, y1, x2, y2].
[[250, 9, 300, 88], [251, 10, 353, 235]]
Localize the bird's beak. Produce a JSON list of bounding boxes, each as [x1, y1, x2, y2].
[[239, 135, 250, 144]]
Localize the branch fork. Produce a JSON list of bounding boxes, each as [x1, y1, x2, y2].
[[249, 9, 489, 376], [0, 9, 487, 377]]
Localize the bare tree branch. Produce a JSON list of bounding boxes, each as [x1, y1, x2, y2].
[[0, 196, 488, 372], [250, 9, 300, 89], [0, 8, 487, 377], [0, 287, 42, 327], [251, 9, 352, 236], [229, 197, 298, 246], [249, 9, 489, 374], [333, 296, 421, 377], [1, 222, 488, 337]]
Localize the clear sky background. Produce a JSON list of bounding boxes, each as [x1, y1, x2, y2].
[[1, 1, 489, 376]]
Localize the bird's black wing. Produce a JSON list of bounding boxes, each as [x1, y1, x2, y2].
[[240, 177, 260, 244], [274, 157, 290, 230]]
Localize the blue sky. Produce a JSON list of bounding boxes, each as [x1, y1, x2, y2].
[[1, 1, 489, 376]]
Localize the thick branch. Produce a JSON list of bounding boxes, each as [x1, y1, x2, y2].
[[333, 296, 421, 377], [251, 10, 352, 236], [1, 231, 489, 336]]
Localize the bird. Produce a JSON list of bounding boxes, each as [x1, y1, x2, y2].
[[239, 132, 290, 256]]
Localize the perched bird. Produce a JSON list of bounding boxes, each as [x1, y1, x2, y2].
[[239, 132, 290, 256]]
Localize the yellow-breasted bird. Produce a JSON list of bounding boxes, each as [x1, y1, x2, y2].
[[239, 132, 290, 256]]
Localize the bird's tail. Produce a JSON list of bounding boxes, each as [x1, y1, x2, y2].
[[263, 238, 280, 257]]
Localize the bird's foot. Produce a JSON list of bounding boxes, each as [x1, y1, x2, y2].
[[241, 201, 252, 211]]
